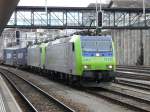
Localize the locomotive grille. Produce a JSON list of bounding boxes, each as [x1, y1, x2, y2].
[[104, 58, 112, 62]]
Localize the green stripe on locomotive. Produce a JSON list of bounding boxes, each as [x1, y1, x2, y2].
[[73, 35, 83, 75], [40, 43, 48, 68], [73, 35, 116, 76]]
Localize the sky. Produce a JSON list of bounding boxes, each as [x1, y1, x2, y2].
[[18, 0, 109, 7]]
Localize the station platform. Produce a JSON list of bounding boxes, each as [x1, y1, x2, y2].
[[0, 75, 22, 112]]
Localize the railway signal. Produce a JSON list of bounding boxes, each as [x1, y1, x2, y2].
[[16, 31, 20, 45], [98, 11, 103, 27]]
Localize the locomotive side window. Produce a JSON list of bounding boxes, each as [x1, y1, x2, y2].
[[72, 43, 75, 52]]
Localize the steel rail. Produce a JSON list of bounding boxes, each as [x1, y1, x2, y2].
[[0, 68, 75, 112], [117, 68, 150, 74], [85, 85, 150, 112], [0, 71, 38, 112], [115, 78, 150, 91]]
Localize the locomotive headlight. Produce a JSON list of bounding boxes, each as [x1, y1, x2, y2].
[[108, 65, 113, 69], [96, 53, 100, 57], [84, 65, 88, 69]]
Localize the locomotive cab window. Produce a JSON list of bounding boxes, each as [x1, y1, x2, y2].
[[81, 36, 113, 57], [97, 41, 112, 52], [81, 40, 97, 52]]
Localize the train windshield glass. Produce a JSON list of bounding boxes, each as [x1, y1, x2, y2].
[[81, 36, 112, 52], [96, 41, 112, 52], [81, 40, 97, 52]]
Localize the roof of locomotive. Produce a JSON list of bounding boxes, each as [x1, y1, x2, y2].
[[30, 35, 113, 47], [47, 35, 113, 46], [4, 48, 17, 50], [28, 42, 48, 48], [39, 43, 49, 47]]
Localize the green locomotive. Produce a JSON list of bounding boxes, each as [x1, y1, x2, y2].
[[45, 35, 116, 86], [4, 34, 116, 86]]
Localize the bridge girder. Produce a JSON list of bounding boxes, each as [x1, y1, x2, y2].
[[6, 6, 150, 29]]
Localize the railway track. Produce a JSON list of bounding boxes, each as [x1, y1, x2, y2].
[[116, 65, 150, 81], [1, 65, 150, 112], [118, 65, 150, 71], [115, 78, 150, 91], [117, 65, 150, 74], [86, 83, 150, 112], [117, 68, 150, 74], [0, 68, 75, 112], [116, 70, 150, 81]]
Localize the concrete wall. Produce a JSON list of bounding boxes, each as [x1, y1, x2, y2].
[[0, 37, 4, 60], [111, 29, 150, 66], [143, 30, 150, 66]]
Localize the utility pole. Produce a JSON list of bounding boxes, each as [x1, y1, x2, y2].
[[45, 0, 48, 41], [45, 0, 48, 15], [96, 0, 98, 29], [99, 0, 102, 11], [143, 0, 145, 16]]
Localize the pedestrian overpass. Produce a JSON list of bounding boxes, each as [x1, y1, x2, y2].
[[6, 6, 150, 29]]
